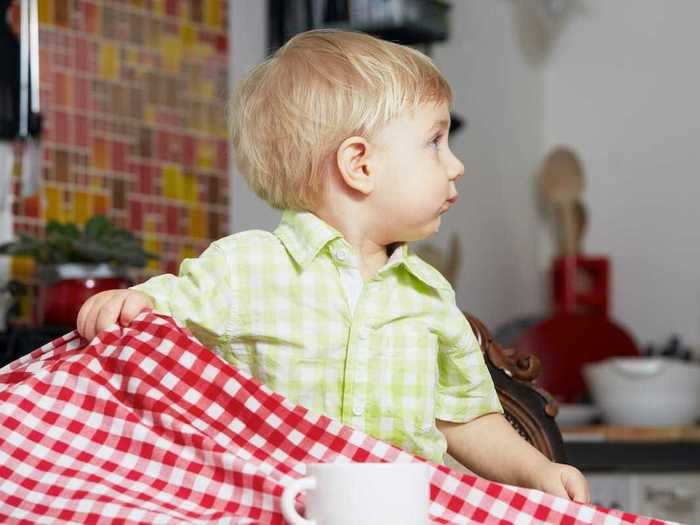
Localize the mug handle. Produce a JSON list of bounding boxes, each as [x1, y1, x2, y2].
[[281, 476, 317, 525]]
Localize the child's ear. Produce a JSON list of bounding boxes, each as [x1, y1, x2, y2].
[[336, 136, 374, 195]]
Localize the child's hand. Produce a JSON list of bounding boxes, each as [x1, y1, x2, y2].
[[77, 290, 154, 341], [533, 461, 590, 503]]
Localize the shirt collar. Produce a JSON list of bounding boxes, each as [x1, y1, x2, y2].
[[274, 210, 344, 269], [274, 210, 450, 291]]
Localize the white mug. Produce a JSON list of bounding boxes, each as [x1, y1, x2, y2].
[[280, 462, 430, 525]]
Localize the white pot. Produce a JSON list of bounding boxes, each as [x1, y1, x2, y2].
[[583, 357, 700, 426]]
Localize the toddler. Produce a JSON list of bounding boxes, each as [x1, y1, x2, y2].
[[78, 29, 588, 502]]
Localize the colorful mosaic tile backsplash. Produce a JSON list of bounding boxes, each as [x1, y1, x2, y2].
[[7, 0, 229, 320]]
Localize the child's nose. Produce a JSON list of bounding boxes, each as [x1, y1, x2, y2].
[[448, 156, 464, 181]]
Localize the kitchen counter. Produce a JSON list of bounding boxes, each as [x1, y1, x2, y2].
[[563, 425, 700, 472]]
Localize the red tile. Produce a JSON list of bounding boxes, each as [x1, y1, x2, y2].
[[183, 136, 195, 167], [54, 111, 71, 145], [112, 141, 127, 172], [129, 200, 143, 231], [156, 130, 169, 161], [136, 164, 152, 194], [54, 71, 67, 106], [216, 140, 228, 172], [215, 35, 228, 54], [83, 2, 99, 34], [74, 76, 90, 111], [75, 37, 90, 72], [165, 0, 179, 17], [74, 114, 89, 148], [166, 205, 179, 235]]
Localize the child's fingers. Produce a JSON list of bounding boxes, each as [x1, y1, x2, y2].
[[565, 471, 590, 504], [119, 292, 152, 326], [78, 291, 115, 340], [94, 294, 128, 336]]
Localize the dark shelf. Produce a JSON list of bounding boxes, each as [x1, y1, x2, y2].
[[329, 22, 447, 46], [565, 441, 700, 472]]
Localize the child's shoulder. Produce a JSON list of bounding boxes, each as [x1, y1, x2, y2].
[[210, 229, 285, 257]]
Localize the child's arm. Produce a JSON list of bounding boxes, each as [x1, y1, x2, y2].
[[436, 413, 590, 503], [77, 241, 232, 342]]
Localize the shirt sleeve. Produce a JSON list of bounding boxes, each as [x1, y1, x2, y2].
[[131, 241, 233, 348], [434, 301, 503, 423]]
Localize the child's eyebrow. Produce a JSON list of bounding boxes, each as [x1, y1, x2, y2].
[[429, 119, 450, 133]]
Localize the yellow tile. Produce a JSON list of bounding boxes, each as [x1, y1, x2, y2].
[[74, 191, 92, 225], [162, 36, 182, 73], [162, 164, 185, 200], [38, 0, 54, 25], [62, 194, 75, 223], [44, 185, 63, 221], [189, 207, 206, 238], [99, 43, 119, 80], [144, 216, 157, 233], [183, 173, 198, 204], [144, 105, 156, 125], [205, 0, 223, 28], [196, 141, 214, 170], [152, 0, 165, 16], [181, 23, 196, 50], [10, 256, 35, 281], [129, 0, 144, 8], [180, 244, 197, 261], [144, 237, 161, 270], [200, 79, 214, 99], [126, 47, 139, 66]]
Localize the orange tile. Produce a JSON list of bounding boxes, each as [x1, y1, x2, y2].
[[92, 138, 109, 170], [93, 193, 110, 215], [38, 0, 54, 25], [189, 207, 206, 239]]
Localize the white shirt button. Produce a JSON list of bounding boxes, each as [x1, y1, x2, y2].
[[352, 398, 365, 416], [334, 249, 348, 262]]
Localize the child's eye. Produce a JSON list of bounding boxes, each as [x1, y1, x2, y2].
[[430, 133, 443, 149]]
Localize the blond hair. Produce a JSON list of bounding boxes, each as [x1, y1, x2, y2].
[[229, 29, 452, 210]]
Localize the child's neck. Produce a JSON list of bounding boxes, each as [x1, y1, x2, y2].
[[313, 209, 390, 281]]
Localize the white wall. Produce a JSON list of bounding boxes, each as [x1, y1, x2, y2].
[[543, 0, 700, 347], [229, 0, 281, 233], [430, 1, 545, 326], [228, 1, 546, 329]]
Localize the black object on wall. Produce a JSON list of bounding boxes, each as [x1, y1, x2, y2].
[[266, 0, 463, 134], [0, 0, 41, 140]]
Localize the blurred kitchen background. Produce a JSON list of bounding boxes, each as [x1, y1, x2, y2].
[[1, 0, 700, 520]]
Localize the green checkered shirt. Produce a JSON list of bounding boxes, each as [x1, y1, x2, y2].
[[132, 210, 502, 463]]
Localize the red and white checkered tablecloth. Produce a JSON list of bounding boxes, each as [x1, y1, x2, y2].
[[0, 312, 675, 524]]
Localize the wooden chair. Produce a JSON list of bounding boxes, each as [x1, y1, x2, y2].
[[462, 312, 566, 463]]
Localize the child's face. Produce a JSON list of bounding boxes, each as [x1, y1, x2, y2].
[[370, 101, 464, 242]]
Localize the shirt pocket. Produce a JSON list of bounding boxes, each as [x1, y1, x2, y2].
[[376, 324, 438, 427]]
